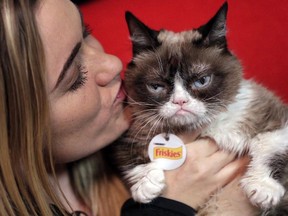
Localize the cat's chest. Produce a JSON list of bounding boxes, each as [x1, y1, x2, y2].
[[201, 80, 256, 154]]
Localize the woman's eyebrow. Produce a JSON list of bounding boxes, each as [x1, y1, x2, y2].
[[54, 42, 81, 90], [52, 6, 85, 91]]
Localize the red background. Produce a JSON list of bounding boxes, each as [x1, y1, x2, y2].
[[79, 0, 288, 102]]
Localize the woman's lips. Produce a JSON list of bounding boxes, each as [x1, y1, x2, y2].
[[114, 82, 126, 103]]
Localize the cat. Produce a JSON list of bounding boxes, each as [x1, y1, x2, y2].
[[113, 2, 288, 215]]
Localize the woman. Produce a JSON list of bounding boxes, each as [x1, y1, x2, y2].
[[0, 0, 248, 215]]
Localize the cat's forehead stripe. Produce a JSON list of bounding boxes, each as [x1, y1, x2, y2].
[[192, 63, 210, 74], [158, 30, 202, 44]]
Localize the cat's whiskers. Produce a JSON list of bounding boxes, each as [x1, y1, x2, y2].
[[202, 91, 224, 102], [127, 113, 159, 157], [126, 96, 148, 106], [150, 98, 166, 106], [202, 90, 233, 109], [131, 108, 159, 119], [126, 95, 163, 108], [131, 110, 153, 118], [145, 114, 165, 143], [130, 118, 162, 154], [132, 114, 158, 124], [131, 112, 160, 140]]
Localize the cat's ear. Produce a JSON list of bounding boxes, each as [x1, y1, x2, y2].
[[125, 12, 160, 56], [196, 2, 228, 48]]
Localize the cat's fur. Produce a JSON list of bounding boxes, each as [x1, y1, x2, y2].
[[114, 3, 288, 215]]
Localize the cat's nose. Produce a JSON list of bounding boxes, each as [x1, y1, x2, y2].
[[172, 98, 188, 106]]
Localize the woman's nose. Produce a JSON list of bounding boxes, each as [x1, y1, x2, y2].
[[94, 53, 123, 87]]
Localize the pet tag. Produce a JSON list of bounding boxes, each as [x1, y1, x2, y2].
[[148, 133, 187, 170]]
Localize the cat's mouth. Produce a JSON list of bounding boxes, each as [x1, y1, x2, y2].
[[175, 108, 193, 116]]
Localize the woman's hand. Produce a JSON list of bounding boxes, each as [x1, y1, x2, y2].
[[162, 138, 249, 210]]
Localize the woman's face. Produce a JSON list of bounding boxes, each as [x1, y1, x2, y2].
[[36, 0, 130, 163]]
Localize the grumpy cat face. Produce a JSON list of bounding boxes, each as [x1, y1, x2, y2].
[[124, 3, 243, 133]]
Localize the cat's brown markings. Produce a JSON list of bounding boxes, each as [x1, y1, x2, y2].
[[113, 3, 288, 215]]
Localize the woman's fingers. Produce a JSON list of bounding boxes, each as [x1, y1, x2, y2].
[[163, 137, 250, 209], [205, 150, 237, 174], [186, 138, 219, 158], [215, 156, 250, 187]]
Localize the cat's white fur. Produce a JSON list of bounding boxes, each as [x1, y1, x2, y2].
[[129, 78, 288, 211], [160, 76, 207, 122], [125, 161, 165, 203], [241, 128, 288, 208], [203, 80, 255, 154]]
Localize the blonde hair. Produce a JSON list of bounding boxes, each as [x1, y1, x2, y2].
[[70, 151, 129, 216], [0, 0, 129, 215], [0, 0, 64, 214]]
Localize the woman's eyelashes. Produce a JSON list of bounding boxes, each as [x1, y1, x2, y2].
[[67, 24, 92, 92], [83, 24, 92, 38], [69, 63, 88, 92]]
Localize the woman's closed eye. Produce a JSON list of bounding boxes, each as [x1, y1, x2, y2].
[[68, 62, 88, 92], [66, 24, 93, 92], [67, 24, 92, 92]]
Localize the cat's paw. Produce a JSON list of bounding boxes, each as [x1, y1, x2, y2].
[[129, 162, 165, 203], [241, 176, 285, 209]]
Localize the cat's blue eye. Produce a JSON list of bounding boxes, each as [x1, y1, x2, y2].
[[147, 83, 165, 94], [192, 75, 212, 89]]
